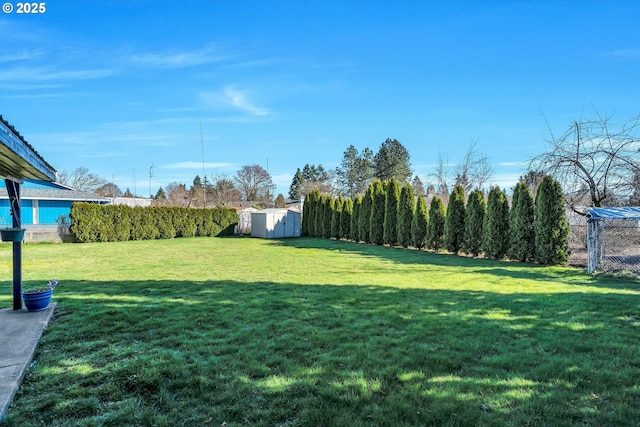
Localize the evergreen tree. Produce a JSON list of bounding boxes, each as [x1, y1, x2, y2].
[[331, 195, 343, 239], [154, 187, 166, 200], [535, 176, 570, 265], [464, 189, 485, 257], [370, 180, 386, 245], [351, 194, 362, 241], [509, 181, 536, 262], [322, 195, 334, 239], [397, 183, 415, 248], [289, 168, 305, 199], [341, 198, 353, 240], [301, 190, 313, 236], [359, 183, 374, 243], [383, 178, 400, 246], [336, 145, 375, 197], [427, 196, 446, 251], [411, 194, 429, 249], [444, 184, 466, 254], [314, 194, 326, 238], [483, 186, 510, 259], [274, 193, 286, 208], [412, 175, 425, 196], [373, 138, 412, 182]]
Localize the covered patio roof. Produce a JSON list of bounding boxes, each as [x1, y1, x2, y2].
[[0, 116, 56, 182], [0, 115, 57, 310]]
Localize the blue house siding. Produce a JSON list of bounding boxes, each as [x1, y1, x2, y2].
[[38, 200, 73, 224], [0, 199, 11, 227]]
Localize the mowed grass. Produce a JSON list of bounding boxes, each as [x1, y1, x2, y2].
[[1, 237, 639, 426]]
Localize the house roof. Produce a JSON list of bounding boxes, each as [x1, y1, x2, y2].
[[0, 187, 107, 202], [0, 116, 57, 182]]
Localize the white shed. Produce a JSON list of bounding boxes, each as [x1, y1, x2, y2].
[[250, 208, 301, 239]]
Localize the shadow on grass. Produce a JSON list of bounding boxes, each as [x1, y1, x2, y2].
[[2, 277, 640, 426], [279, 237, 640, 290]]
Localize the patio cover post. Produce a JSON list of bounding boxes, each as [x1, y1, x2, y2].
[[6, 179, 21, 310]]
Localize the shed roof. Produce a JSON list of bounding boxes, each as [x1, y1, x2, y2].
[[586, 207, 640, 221], [0, 116, 56, 181]]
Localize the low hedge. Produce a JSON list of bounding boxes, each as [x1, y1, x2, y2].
[[70, 202, 238, 243]]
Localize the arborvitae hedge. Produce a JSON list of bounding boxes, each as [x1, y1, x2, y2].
[[427, 196, 446, 251], [444, 184, 466, 254], [359, 184, 374, 244], [397, 183, 415, 248], [370, 180, 386, 245], [535, 176, 570, 265], [509, 181, 535, 262], [464, 189, 485, 257], [483, 187, 510, 259], [351, 195, 362, 242], [411, 194, 429, 249], [383, 178, 400, 246], [70, 202, 238, 243], [331, 195, 343, 239], [322, 195, 333, 239], [341, 198, 352, 240]]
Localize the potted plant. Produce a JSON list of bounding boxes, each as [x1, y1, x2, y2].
[[22, 280, 58, 312], [0, 217, 25, 242]]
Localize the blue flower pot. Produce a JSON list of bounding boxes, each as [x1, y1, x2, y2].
[[22, 289, 53, 312]]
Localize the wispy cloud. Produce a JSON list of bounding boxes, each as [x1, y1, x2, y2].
[[163, 161, 236, 170], [201, 86, 270, 117], [127, 44, 228, 68], [0, 50, 45, 63], [603, 48, 640, 58], [0, 66, 114, 82]]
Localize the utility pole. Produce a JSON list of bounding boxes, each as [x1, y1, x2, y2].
[[149, 163, 156, 198]]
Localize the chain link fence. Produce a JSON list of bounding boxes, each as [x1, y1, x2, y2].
[[579, 209, 640, 276]]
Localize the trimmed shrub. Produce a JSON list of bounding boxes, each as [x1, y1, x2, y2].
[[427, 196, 446, 251], [370, 180, 386, 245], [69, 202, 237, 243], [535, 176, 570, 265], [483, 187, 510, 259], [411, 194, 429, 249], [331, 195, 344, 239], [509, 181, 535, 262], [383, 178, 400, 246], [351, 194, 362, 242], [341, 198, 352, 240], [444, 184, 466, 254], [464, 189, 485, 257], [397, 183, 415, 248], [359, 183, 374, 244], [322, 195, 334, 239]]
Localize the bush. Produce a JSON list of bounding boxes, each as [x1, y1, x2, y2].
[[351, 195, 362, 242], [341, 198, 352, 240], [427, 196, 446, 251], [535, 176, 570, 265], [332, 196, 343, 239], [509, 181, 535, 262], [483, 187, 510, 259], [383, 178, 400, 246], [359, 183, 374, 244], [444, 184, 466, 254], [464, 189, 485, 257], [397, 183, 415, 248], [411, 194, 429, 249], [370, 180, 386, 245], [69, 202, 237, 243]]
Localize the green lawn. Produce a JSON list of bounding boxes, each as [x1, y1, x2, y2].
[[1, 237, 639, 426]]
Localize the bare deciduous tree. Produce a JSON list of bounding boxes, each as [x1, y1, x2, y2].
[[455, 142, 493, 193], [234, 164, 274, 203], [531, 111, 640, 214], [58, 167, 107, 192]]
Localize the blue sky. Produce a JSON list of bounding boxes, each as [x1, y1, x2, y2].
[[1, 1, 639, 197]]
